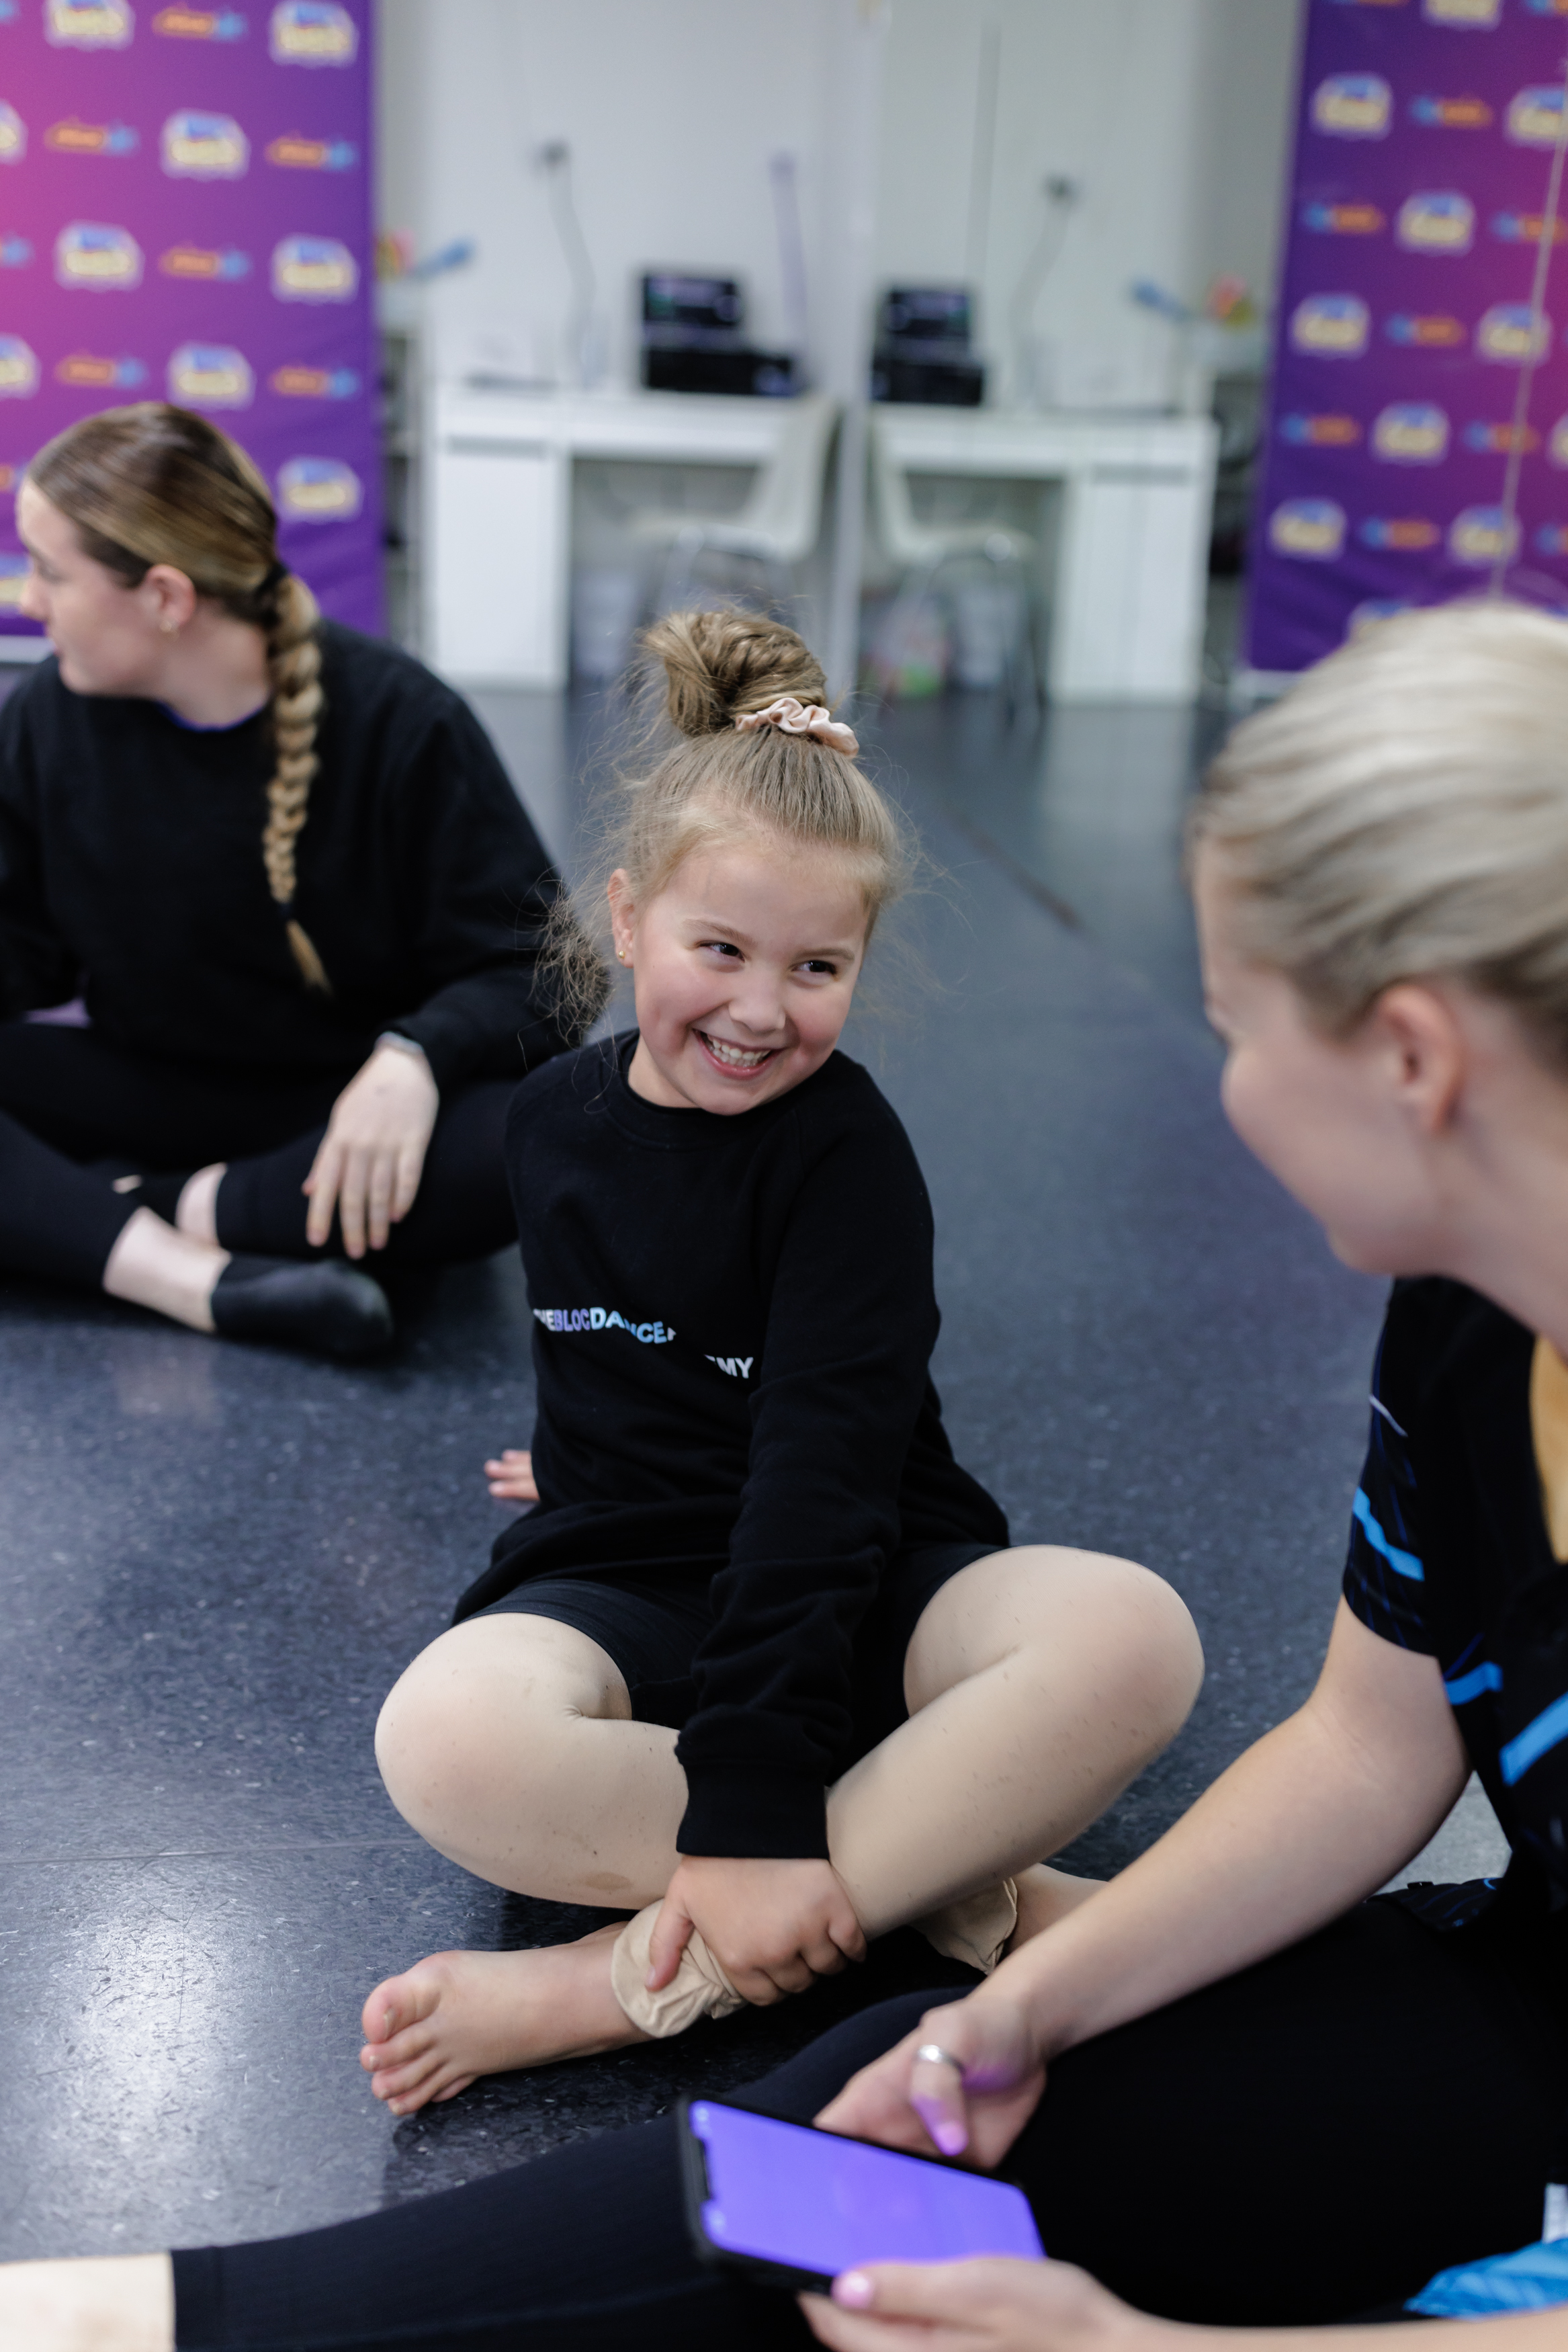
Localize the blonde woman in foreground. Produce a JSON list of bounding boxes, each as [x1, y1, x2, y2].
[[9, 598, 1568, 2349]]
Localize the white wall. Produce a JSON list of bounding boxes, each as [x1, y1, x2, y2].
[[376, 0, 842, 390], [378, 0, 1304, 405], [873, 0, 1303, 412]]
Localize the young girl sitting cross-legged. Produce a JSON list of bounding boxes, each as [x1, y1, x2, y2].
[[357, 607, 1203, 2112]]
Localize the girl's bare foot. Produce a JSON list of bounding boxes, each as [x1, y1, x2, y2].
[[359, 1921, 647, 2114], [1006, 1861, 1104, 1951]]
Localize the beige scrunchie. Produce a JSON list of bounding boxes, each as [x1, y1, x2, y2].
[[734, 697, 860, 757]]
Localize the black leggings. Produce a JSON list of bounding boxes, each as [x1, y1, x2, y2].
[[172, 1898, 1568, 2347], [0, 1023, 518, 1287]]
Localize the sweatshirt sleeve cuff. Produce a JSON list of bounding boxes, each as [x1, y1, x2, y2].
[[675, 1759, 829, 1859]]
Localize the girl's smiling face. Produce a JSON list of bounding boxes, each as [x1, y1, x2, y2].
[[609, 832, 869, 1115]]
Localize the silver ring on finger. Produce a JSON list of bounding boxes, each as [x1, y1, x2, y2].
[[914, 2044, 964, 2074]]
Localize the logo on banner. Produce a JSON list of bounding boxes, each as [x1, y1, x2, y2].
[[265, 130, 356, 170], [1424, 0, 1500, 22], [1508, 88, 1567, 145], [1411, 93, 1493, 127], [153, 5, 247, 31], [0, 238, 31, 267], [1464, 419, 1538, 453], [1536, 523, 1568, 554], [161, 110, 248, 176], [1301, 200, 1384, 235], [1280, 411, 1361, 444], [0, 552, 27, 607], [46, 0, 134, 43], [1291, 294, 1370, 355], [1493, 211, 1568, 245], [1373, 403, 1450, 462], [277, 454, 361, 519], [1397, 192, 1475, 253], [269, 362, 358, 396], [269, 1, 355, 63], [167, 341, 253, 407], [1476, 304, 1551, 361], [271, 233, 357, 300], [46, 117, 138, 157], [1360, 515, 1441, 550], [0, 105, 25, 165], [1525, 0, 1568, 13], [0, 336, 37, 396], [1311, 74, 1392, 137], [1449, 506, 1518, 564], [159, 241, 249, 280], [54, 350, 146, 386], [1269, 499, 1346, 558], [1386, 311, 1465, 345], [55, 222, 143, 290]]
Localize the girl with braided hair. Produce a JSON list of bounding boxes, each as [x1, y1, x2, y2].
[[0, 403, 579, 1357]]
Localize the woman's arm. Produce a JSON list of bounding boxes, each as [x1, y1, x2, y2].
[[801, 2257, 1565, 2352], [818, 1601, 1469, 2164]]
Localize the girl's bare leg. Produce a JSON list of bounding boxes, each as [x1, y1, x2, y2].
[[102, 1205, 227, 1333], [0, 2253, 173, 2352], [363, 1548, 1202, 2112]]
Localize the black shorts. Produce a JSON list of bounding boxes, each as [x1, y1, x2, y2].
[[472, 1540, 1000, 1763]]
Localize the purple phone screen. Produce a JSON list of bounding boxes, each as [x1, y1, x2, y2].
[[690, 2101, 1045, 2276]]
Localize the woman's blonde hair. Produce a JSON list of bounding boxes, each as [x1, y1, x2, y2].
[[1194, 599, 1568, 1068], [28, 403, 329, 991], [554, 605, 913, 1032]]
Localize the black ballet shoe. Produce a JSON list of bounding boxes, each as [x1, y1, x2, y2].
[[209, 1254, 394, 1361]]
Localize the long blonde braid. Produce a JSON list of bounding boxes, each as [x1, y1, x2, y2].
[[28, 403, 331, 991], [259, 570, 328, 989]]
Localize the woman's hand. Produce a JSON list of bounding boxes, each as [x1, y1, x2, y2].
[[801, 2257, 1159, 2352], [814, 1990, 1047, 2166], [485, 1448, 539, 1503], [647, 1855, 866, 2003], [304, 1043, 439, 1258]]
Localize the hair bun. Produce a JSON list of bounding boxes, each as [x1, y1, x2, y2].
[[642, 606, 830, 739]]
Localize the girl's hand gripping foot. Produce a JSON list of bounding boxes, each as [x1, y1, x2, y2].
[[646, 1855, 866, 2005]]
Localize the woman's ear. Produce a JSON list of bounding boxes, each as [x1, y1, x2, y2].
[[1373, 983, 1468, 1136], [607, 870, 636, 967], [140, 562, 198, 636]]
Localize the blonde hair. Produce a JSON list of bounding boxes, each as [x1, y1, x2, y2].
[[1194, 599, 1568, 1069], [28, 403, 329, 991], [554, 607, 913, 1032]]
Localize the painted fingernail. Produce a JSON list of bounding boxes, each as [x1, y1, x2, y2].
[[934, 2120, 967, 2156], [834, 2272, 873, 2308]]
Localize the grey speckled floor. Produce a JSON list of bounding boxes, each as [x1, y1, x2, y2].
[[2, 683, 1475, 2267]]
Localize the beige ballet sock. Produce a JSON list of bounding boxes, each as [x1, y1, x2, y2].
[[609, 1900, 746, 2037], [909, 1877, 1018, 1974]]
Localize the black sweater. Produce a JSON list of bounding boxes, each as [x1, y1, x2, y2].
[[455, 1032, 1009, 1859], [0, 624, 570, 1092]]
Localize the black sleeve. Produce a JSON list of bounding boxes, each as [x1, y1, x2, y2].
[[382, 695, 574, 1093], [0, 679, 79, 1017], [674, 1102, 941, 1859], [1342, 1290, 1436, 1654]]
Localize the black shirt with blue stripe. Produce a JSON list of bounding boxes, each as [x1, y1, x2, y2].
[[1344, 1276, 1568, 1911]]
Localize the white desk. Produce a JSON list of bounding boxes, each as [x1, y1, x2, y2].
[[426, 386, 1219, 702], [873, 408, 1219, 702], [426, 386, 830, 688]]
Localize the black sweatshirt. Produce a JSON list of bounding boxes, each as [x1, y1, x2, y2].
[[0, 623, 570, 1092], [455, 1032, 1009, 1859]]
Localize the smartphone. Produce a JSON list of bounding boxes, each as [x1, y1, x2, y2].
[[679, 2097, 1045, 2294]]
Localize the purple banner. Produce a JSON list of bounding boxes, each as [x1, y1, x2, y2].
[[1248, 0, 1568, 675], [0, 0, 378, 639]]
